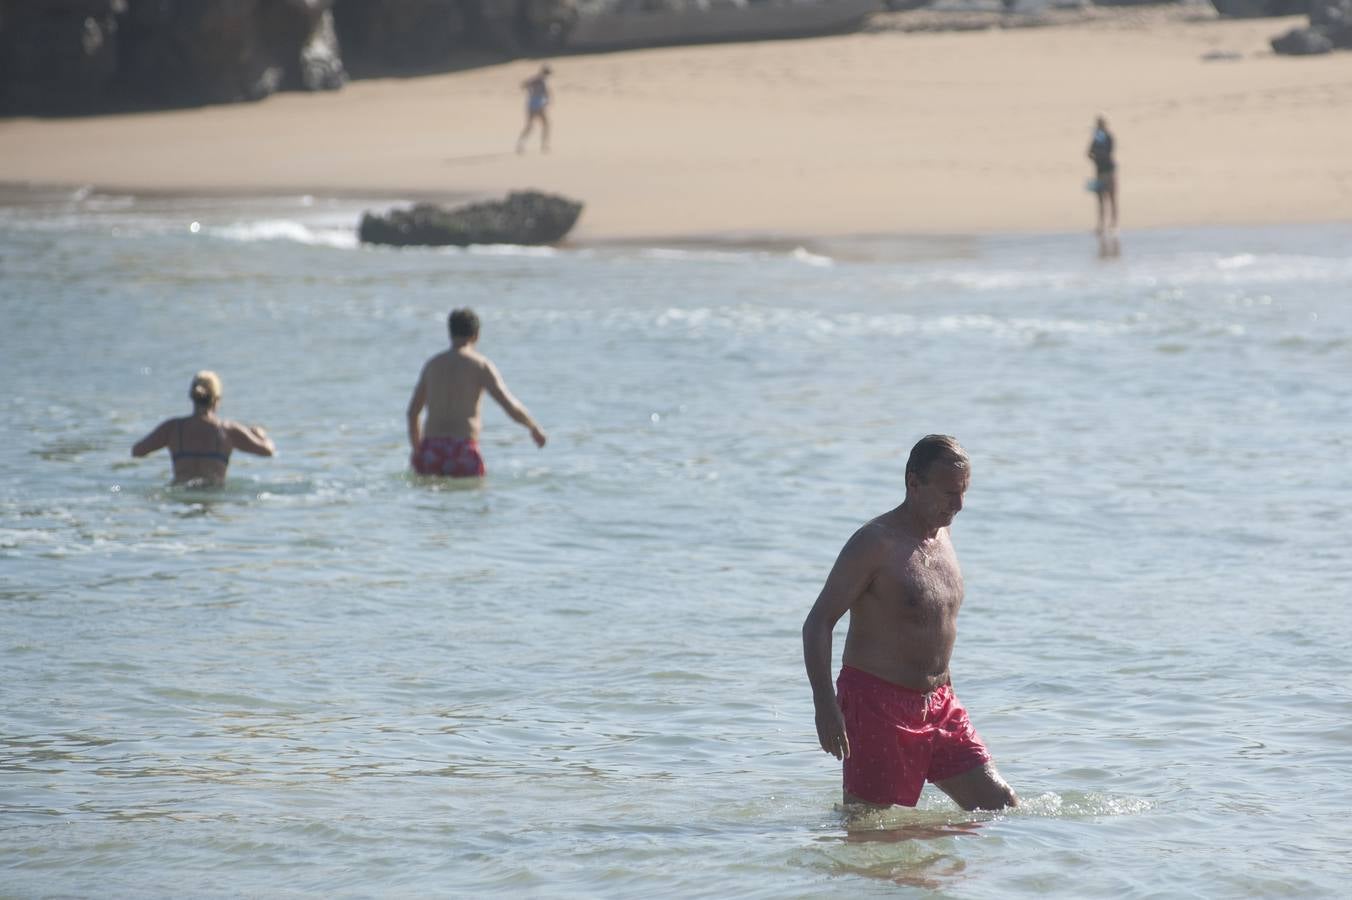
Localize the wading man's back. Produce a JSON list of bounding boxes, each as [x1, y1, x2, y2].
[[406, 308, 546, 478]]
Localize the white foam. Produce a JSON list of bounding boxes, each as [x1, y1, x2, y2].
[[791, 247, 834, 268], [640, 247, 760, 264], [1013, 790, 1153, 818], [637, 246, 835, 267], [212, 219, 358, 249], [463, 243, 560, 257]]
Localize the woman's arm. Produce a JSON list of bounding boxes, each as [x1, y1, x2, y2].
[[131, 419, 172, 457], [225, 421, 276, 457]]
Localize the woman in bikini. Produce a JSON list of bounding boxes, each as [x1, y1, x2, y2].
[[516, 64, 552, 154], [131, 371, 275, 486]]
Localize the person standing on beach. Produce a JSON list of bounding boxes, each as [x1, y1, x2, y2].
[[1088, 115, 1118, 236], [802, 434, 1017, 812], [516, 65, 552, 154], [131, 371, 276, 486], [406, 308, 546, 478]]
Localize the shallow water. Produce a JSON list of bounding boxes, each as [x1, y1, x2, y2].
[[2, 188, 1351, 897]]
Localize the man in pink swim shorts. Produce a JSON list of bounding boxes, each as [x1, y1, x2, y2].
[[406, 308, 546, 478], [413, 435, 487, 479], [802, 435, 1017, 811]]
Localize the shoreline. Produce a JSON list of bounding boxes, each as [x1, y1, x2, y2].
[[2, 7, 1349, 242], [3, 180, 1348, 260]]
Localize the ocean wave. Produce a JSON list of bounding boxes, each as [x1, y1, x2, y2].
[[211, 219, 358, 249], [635, 245, 835, 266], [647, 306, 1140, 341], [1129, 252, 1352, 288], [1215, 253, 1257, 270], [463, 243, 561, 258]]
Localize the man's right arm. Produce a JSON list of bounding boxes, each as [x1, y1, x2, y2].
[[802, 526, 880, 760], [406, 366, 427, 454]]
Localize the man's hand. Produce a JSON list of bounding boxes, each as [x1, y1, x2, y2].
[[814, 699, 850, 760], [530, 425, 547, 448]]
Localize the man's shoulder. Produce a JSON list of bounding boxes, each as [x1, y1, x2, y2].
[[435, 349, 495, 381], [856, 511, 921, 550], [845, 517, 893, 556], [423, 349, 453, 367], [428, 349, 487, 368]]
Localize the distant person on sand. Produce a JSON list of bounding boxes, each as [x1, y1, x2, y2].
[[802, 434, 1018, 813], [131, 371, 276, 486], [516, 65, 552, 154], [406, 308, 546, 478], [1088, 115, 1118, 236]]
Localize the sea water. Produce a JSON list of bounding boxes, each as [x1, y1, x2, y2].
[[2, 187, 1350, 898]]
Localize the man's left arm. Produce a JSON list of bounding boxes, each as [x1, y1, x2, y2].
[[484, 363, 546, 448]]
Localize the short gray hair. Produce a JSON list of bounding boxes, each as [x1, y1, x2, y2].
[[905, 434, 969, 481]]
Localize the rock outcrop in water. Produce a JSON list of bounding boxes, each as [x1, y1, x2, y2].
[[358, 191, 584, 247], [1269, 0, 1352, 54]]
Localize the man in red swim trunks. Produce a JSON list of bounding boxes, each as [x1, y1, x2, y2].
[[802, 434, 1017, 811], [406, 308, 546, 478]]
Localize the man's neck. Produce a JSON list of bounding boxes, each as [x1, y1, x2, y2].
[[893, 500, 941, 542]]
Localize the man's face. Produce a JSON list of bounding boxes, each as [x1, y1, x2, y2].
[[907, 463, 969, 530]]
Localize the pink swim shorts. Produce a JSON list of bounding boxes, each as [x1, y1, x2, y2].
[[412, 436, 486, 478], [836, 665, 991, 807]]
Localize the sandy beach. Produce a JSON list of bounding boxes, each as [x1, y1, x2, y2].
[[1, 6, 1349, 240]]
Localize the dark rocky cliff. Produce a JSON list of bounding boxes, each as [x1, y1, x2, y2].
[[0, 0, 565, 114], [0, 0, 881, 115]]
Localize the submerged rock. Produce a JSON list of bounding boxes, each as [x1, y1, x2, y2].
[[358, 191, 584, 247]]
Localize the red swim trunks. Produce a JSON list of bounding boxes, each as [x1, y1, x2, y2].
[[836, 665, 991, 807], [412, 436, 486, 478]]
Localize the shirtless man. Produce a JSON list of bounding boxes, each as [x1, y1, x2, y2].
[[406, 308, 546, 478], [802, 434, 1017, 812], [131, 370, 275, 486]]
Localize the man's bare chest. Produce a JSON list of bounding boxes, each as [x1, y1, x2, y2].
[[869, 546, 964, 621]]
